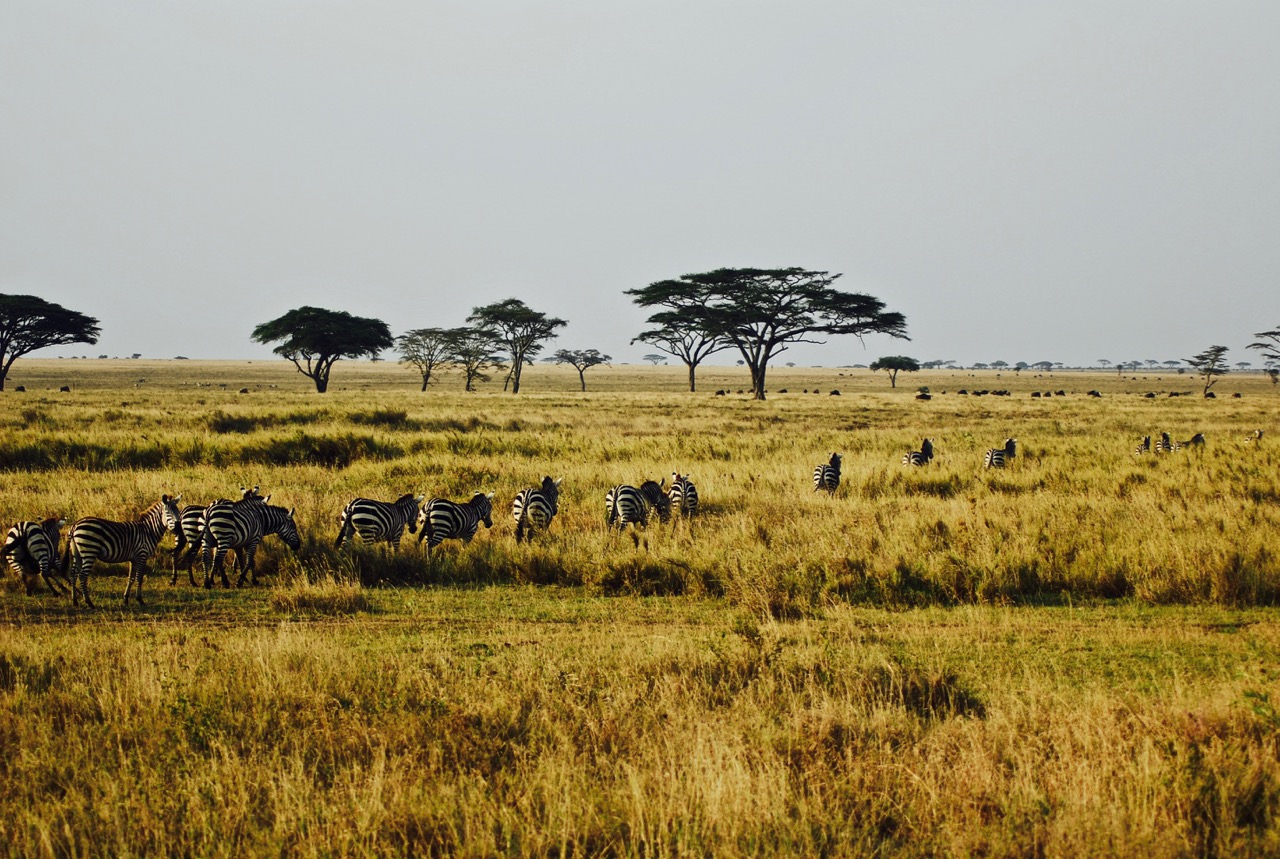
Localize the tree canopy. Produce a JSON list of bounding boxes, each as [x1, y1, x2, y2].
[[1186, 345, 1229, 396], [251, 306, 392, 393], [445, 327, 505, 392], [0, 294, 101, 391], [869, 356, 920, 388], [630, 315, 729, 392], [396, 328, 455, 392], [551, 348, 611, 391], [626, 267, 907, 400], [1247, 326, 1280, 366], [467, 299, 566, 394]]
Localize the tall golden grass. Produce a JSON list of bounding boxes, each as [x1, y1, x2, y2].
[[0, 359, 1277, 855]]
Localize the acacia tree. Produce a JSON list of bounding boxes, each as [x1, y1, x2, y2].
[[630, 315, 729, 393], [396, 328, 455, 391], [642, 354, 668, 366], [467, 299, 566, 394], [552, 348, 611, 391], [446, 327, 505, 392], [1187, 345, 1229, 396], [251, 306, 392, 393], [0, 294, 101, 391], [870, 356, 921, 388], [1248, 326, 1280, 367], [627, 268, 907, 400]]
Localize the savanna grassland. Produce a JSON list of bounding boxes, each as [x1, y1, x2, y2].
[[1, 358, 1279, 857]]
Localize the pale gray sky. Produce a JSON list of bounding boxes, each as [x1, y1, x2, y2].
[[3, 2, 1277, 367]]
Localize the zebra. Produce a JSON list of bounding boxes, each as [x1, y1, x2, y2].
[[417, 493, 494, 558], [172, 487, 266, 585], [606, 484, 652, 529], [668, 473, 699, 516], [640, 479, 671, 523], [2, 518, 67, 596], [201, 501, 301, 588], [63, 495, 182, 607], [1134, 435, 1151, 455], [813, 453, 842, 494], [335, 493, 424, 549], [902, 438, 935, 466], [983, 438, 1018, 468], [513, 476, 561, 543], [1154, 432, 1175, 454], [1245, 429, 1264, 444]]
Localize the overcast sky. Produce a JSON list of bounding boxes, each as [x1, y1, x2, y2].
[[3, 1, 1277, 367]]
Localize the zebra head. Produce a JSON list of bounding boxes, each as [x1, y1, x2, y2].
[[395, 493, 423, 533], [240, 485, 264, 501], [471, 493, 495, 529], [541, 477, 562, 512], [921, 438, 935, 461], [264, 505, 302, 552], [160, 494, 183, 533], [829, 453, 842, 472], [1004, 438, 1018, 457]]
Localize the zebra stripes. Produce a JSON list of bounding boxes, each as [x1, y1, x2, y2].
[[201, 501, 300, 588], [514, 477, 561, 543], [668, 473, 699, 516], [902, 438, 935, 467], [1134, 435, 1151, 455], [64, 495, 182, 607], [1155, 432, 1175, 454], [606, 484, 651, 529], [2, 518, 66, 596], [173, 487, 265, 585], [1178, 433, 1206, 450], [813, 453, 842, 494], [1245, 429, 1264, 444], [984, 438, 1018, 468], [418, 493, 494, 558], [336, 493, 424, 549]]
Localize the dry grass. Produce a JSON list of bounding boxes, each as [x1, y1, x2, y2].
[[0, 359, 1278, 855]]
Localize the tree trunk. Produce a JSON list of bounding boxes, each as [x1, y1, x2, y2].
[[314, 374, 329, 393], [420, 375, 429, 392], [687, 361, 697, 393], [889, 370, 898, 388], [752, 363, 767, 400], [578, 369, 586, 391], [511, 366, 522, 394]]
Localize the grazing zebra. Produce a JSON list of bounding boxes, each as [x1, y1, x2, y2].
[[335, 493, 424, 549], [63, 495, 182, 607], [201, 502, 301, 588], [640, 479, 671, 523], [606, 484, 652, 529], [2, 518, 67, 596], [513, 476, 561, 543], [813, 453, 842, 494], [1245, 429, 1264, 444], [1134, 435, 1151, 455], [668, 473, 699, 516], [1155, 432, 1175, 453], [902, 438, 935, 467], [172, 487, 265, 585], [417, 493, 494, 558], [983, 438, 1018, 468]]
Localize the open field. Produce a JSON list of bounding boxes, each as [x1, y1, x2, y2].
[[2, 359, 1279, 855]]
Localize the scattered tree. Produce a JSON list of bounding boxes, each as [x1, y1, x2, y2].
[[991, 360, 1009, 371], [396, 328, 455, 391], [626, 267, 907, 400], [1248, 325, 1280, 366], [1163, 360, 1181, 368], [467, 299, 566, 394], [552, 348, 612, 391], [251, 307, 392, 393], [0, 294, 101, 391], [1236, 362, 1253, 371], [630, 314, 730, 393], [1186, 345, 1229, 396], [642, 354, 668, 366], [1015, 361, 1029, 373], [870, 356, 921, 388], [446, 327, 505, 392]]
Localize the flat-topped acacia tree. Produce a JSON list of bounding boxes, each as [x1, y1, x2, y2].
[[627, 268, 908, 400], [0, 294, 100, 391], [251, 306, 392, 393], [467, 299, 566, 394]]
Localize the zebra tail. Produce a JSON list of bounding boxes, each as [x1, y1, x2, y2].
[[335, 516, 351, 548], [59, 539, 72, 577]]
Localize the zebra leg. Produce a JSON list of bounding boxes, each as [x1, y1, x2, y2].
[[235, 542, 260, 587]]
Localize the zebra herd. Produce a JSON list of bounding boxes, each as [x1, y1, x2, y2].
[[2, 425, 1265, 605], [2, 473, 702, 607]]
